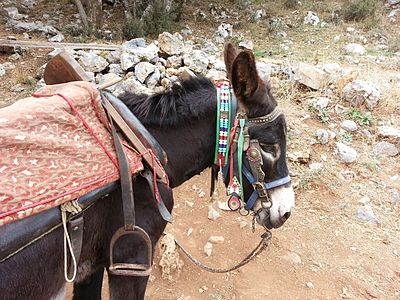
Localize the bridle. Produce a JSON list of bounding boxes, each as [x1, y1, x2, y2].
[[212, 81, 291, 215]]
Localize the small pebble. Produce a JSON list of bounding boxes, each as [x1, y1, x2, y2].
[[306, 282, 315, 289]]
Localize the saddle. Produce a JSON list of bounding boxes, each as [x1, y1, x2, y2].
[[0, 52, 171, 277]]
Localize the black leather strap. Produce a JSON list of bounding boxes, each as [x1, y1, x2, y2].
[[141, 169, 172, 223], [68, 214, 84, 276], [104, 93, 135, 230]]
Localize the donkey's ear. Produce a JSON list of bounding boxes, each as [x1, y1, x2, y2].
[[224, 43, 238, 81], [231, 50, 259, 102]]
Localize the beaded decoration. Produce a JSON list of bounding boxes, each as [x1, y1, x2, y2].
[[214, 81, 232, 167]]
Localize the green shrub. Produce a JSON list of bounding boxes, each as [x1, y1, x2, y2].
[[342, 0, 378, 22], [284, 0, 299, 9], [122, 19, 144, 40]]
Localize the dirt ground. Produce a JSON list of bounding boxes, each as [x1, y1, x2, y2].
[[1, 1, 400, 299]]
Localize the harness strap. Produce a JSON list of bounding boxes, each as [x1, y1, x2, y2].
[[103, 95, 135, 230], [141, 169, 172, 223]]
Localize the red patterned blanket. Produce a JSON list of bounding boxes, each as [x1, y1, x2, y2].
[[0, 81, 143, 226]]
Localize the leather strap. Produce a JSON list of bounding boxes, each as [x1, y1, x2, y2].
[[104, 94, 135, 230], [141, 169, 172, 223], [68, 214, 84, 277]]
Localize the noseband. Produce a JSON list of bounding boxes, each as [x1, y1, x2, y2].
[[213, 81, 291, 212]]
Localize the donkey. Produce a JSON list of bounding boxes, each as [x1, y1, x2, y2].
[[0, 43, 294, 300]]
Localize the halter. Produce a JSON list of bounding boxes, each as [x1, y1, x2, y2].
[[213, 81, 291, 212]]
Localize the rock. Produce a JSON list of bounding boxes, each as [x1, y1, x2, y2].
[[146, 68, 161, 89], [341, 120, 358, 132], [361, 129, 373, 138], [377, 126, 400, 139], [161, 78, 173, 89], [322, 63, 343, 74], [315, 129, 330, 145], [343, 80, 381, 110], [96, 73, 122, 92], [388, 9, 400, 23], [107, 50, 121, 64], [239, 221, 248, 228], [166, 56, 183, 68], [2, 62, 15, 71], [309, 162, 323, 171], [215, 23, 233, 44], [159, 233, 184, 280], [78, 52, 108, 73], [3, 7, 22, 19], [185, 200, 194, 208], [281, 251, 302, 264], [217, 201, 231, 211], [388, 0, 400, 5], [206, 69, 227, 81], [158, 32, 184, 56], [291, 62, 326, 90], [0, 65, 5, 77], [373, 141, 399, 157], [135, 62, 156, 83], [343, 43, 366, 55], [306, 282, 315, 289], [7, 20, 59, 36], [253, 9, 266, 22], [193, 8, 206, 21], [208, 236, 224, 244], [122, 39, 158, 62], [204, 242, 213, 256], [114, 77, 152, 97], [108, 63, 123, 75], [183, 50, 209, 74], [304, 11, 320, 26], [256, 62, 272, 81], [288, 151, 311, 164], [48, 33, 64, 42], [389, 188, 399, 204], [21, 0, 37, 8], [207, 205, 220, 220], [309, 97, 331, 110], [238, 40, 254, 50], [336, 142, 357, 163], [120, 52, 139, 71], [355, 205, 379, 224], [10, 84, 25, 92]]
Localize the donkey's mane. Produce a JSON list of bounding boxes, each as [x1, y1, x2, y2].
[[120, 76, 216, 128]]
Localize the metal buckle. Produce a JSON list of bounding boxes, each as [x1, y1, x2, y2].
[[109, 226, 152, 277], [253, 182, 268, 198]]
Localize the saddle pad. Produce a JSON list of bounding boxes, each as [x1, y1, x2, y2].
[[0, 81, 143, 226]]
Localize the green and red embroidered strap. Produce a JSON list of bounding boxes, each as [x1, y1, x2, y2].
[[214, 81, 232, 167]]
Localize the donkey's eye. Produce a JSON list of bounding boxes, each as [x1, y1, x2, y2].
[[259, 143, 276, 154]]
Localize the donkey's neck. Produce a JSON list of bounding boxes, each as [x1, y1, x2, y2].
[[121, 77, 218, 188], [149, 105, 217, 187]]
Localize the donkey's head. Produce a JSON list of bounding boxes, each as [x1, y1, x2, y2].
[[223, 43, 295, 229]]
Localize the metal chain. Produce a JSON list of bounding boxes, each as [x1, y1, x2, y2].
[[173, 230, 272, 273]]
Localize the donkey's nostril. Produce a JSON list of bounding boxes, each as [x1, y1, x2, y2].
[[281, 211, 291, 221]]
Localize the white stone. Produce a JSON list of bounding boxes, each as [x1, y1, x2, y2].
[[207, 205, 220, 220], [377, 126, 400, 138], [78, 52, 108, 73], [308, 97, 331, 110], [343, 80, 381, 110], [336, 142, 357, 163], [0, 65, 6, 77], [183, 50, 209, 74], [373, 142, 399, 157], [208, 236, 224, 244], [291, 62, 326, 90], [304, 11, 320, 26], [135, 62, 156, 83], [204, 242, 213, 256], [214, 23, 233, 43], [341, 120, 358, 132], [158, 32, 184, 56], [344, 43, 365, 55], [206, 69, 227, 82], [238, 40, 254, 50], [48, 33, 64, 42]]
